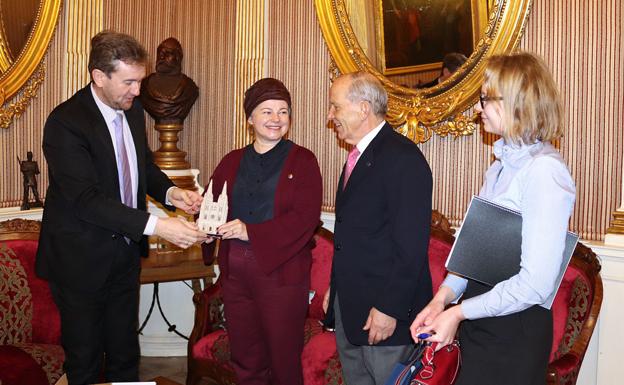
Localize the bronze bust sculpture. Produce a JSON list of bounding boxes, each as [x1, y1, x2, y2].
[[139, 37, 199, 188], [140, 37, 199, 123], [19, 151, 43, 210]]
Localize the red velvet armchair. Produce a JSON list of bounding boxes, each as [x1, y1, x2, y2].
[[300, 211, 456, 385], [547, 242, 602, 385], [186, 226, 334, 385], [0, 219, 64, 385], [300, 223, 603, 385]]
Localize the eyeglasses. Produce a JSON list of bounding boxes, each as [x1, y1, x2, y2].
[[479, 94, 503, 108]]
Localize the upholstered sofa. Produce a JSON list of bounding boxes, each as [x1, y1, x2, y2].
[[0, 219, 64, 385]]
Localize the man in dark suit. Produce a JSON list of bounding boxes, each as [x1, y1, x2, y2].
[[322, 72, 433, 385], [36, 31, 207, 385]]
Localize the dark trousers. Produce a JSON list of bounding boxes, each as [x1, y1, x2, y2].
[[221, 241, 308, 385], [50, 242, 141, 385], [455, 281, 552, 385]]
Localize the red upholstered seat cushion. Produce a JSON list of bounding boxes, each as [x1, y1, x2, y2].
[[192, 328, 233, 364], [0, 345, 50, 385], [308, 233, 334, 320], [301, 331, 341, 385], [0, 240, 61, 345], [14, 342, 65, 385], [549, 263, 593, 362]]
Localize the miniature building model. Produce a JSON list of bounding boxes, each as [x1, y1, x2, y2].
[[198, 180, 228, 235]]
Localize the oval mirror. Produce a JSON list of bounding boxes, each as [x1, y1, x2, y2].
[[0, 0, 62, 129], [314, 0, 533, 143]]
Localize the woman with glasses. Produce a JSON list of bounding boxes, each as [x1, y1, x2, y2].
[[409, 52, 575, 385]]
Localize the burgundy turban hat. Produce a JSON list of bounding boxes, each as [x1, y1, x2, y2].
[[243, 78, 292, 119]]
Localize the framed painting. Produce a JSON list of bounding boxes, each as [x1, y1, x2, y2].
[[375, 0, 489, 75]]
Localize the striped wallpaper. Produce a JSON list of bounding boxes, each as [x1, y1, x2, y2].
[[0, 0, 621, 241]]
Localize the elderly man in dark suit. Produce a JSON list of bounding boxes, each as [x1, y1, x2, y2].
[[36, 31, 207, 385], [322, 71, 433, 385]]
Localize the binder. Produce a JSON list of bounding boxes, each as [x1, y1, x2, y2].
[[445, 196, 578, 309]]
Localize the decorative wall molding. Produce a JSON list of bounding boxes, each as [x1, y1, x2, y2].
[[0, 207, 43, 222], [232, 0, 266, 149], [64, 0, 103, 99]]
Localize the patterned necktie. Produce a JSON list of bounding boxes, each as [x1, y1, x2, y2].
[[343, 147, 360, 188], [112, 113, 134, 208]]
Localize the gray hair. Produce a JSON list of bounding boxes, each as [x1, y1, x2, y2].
[[344, 72, 388, 116]]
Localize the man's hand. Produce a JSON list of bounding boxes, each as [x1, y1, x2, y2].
[[217, 219, 248, 241], [169, 187, 202, 214], [154, 216, 207, 249], [363, 307, 396, 345]]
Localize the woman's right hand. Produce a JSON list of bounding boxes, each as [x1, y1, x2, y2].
[[416, 305, 465, 350], [410, 285, 457, 342], [410, 299, 445, 342]]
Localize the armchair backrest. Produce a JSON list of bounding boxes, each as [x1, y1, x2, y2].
[[0, 219, 61, 345], [428, 210, 456, 289], [306, 211, 456, 321], [548, 242, 603, 382], [308, 227, 334, 320]]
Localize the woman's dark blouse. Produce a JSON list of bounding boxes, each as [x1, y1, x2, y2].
[[231, 139, 293, 224]]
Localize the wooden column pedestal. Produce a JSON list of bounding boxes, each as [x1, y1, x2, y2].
[[152, 122, 197, 190]]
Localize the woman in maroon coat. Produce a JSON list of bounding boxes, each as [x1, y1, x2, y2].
[[202, 78, 322, 385]]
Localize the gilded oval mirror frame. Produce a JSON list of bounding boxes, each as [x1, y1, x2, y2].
[[0, 0, 62, 129], [314, 0, 533, 143]]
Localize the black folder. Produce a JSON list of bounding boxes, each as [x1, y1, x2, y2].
[[445, 196, 578, 309]]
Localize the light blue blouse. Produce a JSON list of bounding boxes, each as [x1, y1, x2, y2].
[[442, 138, 576, 319]]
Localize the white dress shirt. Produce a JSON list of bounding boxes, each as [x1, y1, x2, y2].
[[91, 85, 160, 235], [442, 138, 576, 319], [350, 120, 386, 166]]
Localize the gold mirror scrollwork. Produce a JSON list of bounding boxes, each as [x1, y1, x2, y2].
[[314, 0, 533, 143], [0, 0, 62, 129]]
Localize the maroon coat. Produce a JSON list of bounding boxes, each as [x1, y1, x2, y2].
[[202, 143, 322, 285]]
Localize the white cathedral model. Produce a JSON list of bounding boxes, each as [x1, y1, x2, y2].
[[197, 179, 228, 236]]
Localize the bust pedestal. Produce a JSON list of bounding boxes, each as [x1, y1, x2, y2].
[[152, 122, 197, 190]]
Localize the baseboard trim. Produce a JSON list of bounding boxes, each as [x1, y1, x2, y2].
[[139, 334, 187, 357]]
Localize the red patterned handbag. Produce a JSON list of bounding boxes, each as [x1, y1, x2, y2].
[[384, 340, 461, 385], [411, 340, 461, 385]]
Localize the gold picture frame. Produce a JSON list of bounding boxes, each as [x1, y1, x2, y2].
[[314, 0, 533, 143], [0, 0, 62, 129], [376, 0, 489, 76]]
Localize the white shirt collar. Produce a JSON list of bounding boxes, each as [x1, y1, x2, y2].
[[355, 120, 385, 154], [90, 83, 124, 125], [493, 138, 545, 170]]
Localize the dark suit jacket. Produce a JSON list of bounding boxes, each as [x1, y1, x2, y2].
[[201, 143, 322, 286], [36, 84, 174, 291], [325, 123, 433, 346]]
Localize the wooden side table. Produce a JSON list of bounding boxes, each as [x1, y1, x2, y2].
[[139, 243, 215, 339]]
